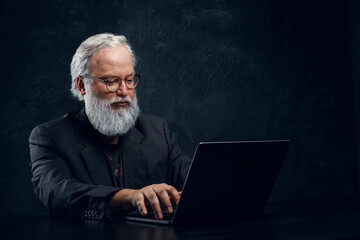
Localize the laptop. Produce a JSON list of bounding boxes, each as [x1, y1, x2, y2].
[[120, 140, 290, 225]]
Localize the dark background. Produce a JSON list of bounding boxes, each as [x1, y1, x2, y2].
[[1, 0, 360, 218]]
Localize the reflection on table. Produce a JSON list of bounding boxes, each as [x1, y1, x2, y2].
[[2, 200, 360, 240]]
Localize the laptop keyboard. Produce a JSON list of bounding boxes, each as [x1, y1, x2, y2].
[[125, 209, 175, 220]]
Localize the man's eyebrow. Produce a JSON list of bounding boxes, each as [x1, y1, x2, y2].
[[98, 75, 117, 79], [98, 73, 135, 79]]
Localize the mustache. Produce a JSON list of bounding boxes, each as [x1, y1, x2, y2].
[[107, 95, 133, 104]]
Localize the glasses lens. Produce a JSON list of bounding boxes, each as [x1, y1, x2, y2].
[[106, 80, 119, 92], [106, 75, 139, 92], [127, 75, 139, 89]]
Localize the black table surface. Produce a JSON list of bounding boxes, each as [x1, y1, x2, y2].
[[2, 200, 360, 240]]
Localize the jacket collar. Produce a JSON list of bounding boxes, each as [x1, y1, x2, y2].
[[71, 108, 144, 185]]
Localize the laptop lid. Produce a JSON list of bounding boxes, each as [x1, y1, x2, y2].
[[122, 140, 290, 225]]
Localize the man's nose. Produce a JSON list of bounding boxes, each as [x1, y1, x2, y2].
[[116, 80, 129, 97]]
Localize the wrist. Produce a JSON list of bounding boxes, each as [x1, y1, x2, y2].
[[107, 189, 136, 216]]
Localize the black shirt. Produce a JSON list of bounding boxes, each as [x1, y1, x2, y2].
[[102, 141, 124, 188]]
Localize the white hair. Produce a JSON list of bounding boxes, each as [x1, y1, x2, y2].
[[70, 33, 136, 101]]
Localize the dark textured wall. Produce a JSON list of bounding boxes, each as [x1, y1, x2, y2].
[[0, 0, 358, 217], [350, 0, 360, 194]]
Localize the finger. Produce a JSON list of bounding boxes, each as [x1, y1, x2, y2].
[[152, 185, 173, 214], [143, 188, 163, 219], [133, 191, 148, 216], [169, 191, 182, 200], [163, 184, 181, 205]]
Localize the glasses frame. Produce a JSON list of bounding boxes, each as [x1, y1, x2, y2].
[[81, 73, 140, 92]]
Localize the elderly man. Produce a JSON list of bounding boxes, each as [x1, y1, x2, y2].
[[29, 33, 191, 220]]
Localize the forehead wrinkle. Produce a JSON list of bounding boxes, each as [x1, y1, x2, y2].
[[89, 46, 133, 76]]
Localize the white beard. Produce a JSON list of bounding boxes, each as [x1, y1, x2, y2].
[[84, 88, 140, 136]]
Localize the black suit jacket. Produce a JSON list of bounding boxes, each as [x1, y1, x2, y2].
[[29, 109, 191, 220]]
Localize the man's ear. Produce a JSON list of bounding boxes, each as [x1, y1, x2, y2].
[[76, 76, 86, 95]]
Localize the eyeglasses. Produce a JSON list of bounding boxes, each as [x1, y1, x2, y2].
[[81, 74, 140, 92]]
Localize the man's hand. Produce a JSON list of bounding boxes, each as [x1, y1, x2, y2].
[[107, 183, 181, 219]]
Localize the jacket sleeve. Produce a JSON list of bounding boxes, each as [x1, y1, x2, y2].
[[163, 120, 192, 190], [29, 124, 120, 220]]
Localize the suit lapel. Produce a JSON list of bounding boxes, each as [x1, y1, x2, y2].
[[122, 124, 144, 144], [121, 123, 147, 188], [80, 145, 113, 185], [73, 109, 113, 185]]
